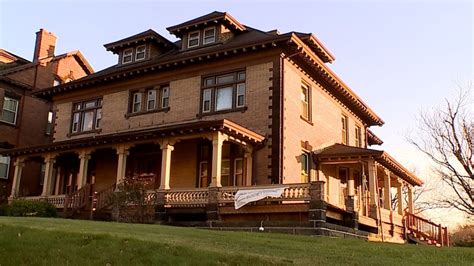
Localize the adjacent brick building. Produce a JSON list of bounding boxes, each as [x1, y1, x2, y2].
[[0, 29, 93, 201]]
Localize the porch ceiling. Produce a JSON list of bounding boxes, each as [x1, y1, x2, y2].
[[314, 144, 423, 186], [0, 119, 265, 157]]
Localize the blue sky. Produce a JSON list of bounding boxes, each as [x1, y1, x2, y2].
[[1, 0, 472, 224]]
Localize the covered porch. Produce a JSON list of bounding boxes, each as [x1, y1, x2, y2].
[[5, 119, 265, 209]]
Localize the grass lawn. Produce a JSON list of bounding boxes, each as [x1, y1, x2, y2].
[[0, 217, 472, 265]]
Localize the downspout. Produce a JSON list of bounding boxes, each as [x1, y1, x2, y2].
[[278, 55, 284, 184]]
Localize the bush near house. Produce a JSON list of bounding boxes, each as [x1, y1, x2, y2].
[[450, 224, 474, 247], [5, 200, 57, 217]]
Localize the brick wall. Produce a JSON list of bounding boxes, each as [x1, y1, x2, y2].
[[282, 58, 368, 184]]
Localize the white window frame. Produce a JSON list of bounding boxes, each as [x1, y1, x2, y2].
[[301, 152, 310, 183], [1, 96, 19, 125], [203, 27, 216, 45], [46, 111, 54, 135], [233, 158, 244, 186], [132, 92, 142, 113], [355, 125, 362, 147], [188, 31, 200, 48], [301, 83, 310, 120], [202, 88, 212, 113], [146, 89, 156, 111], [341, 115, 349, 145], [135, 45, 146, 61], [161, 86, 170, 109], [0, 156, 10, 179], [122, 48, 133, 64], [236, 83, 246, 108]]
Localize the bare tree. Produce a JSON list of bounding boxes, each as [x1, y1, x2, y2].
[[408, 83, 473, 216]]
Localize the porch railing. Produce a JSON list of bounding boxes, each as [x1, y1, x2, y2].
[[163, 188, 209, 207], [93, 183, 116, 211], [20, 195, 66, 208], [218, 183, 311, 204], [405, 212, 449, 246], [64, 184, 92, 216]]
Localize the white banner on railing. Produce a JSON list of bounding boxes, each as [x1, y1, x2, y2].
[[234, 187, 288, 209]]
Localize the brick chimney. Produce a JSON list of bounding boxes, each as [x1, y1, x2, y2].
[[33, 29, 56, 61]]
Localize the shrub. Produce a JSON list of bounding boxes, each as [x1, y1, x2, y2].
[[7, 200, 57, 217], [0, 204, 9, 216], [450, 224, 474, 247]]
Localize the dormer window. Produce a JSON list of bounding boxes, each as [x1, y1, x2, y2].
[[135, 45, 146, 61], [53, 79, 61, 86], [203, 27, 216, 45], [188, 31, 200, 48], [122, 48, 133, 64]]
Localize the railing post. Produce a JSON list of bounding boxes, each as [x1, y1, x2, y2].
[[154, 190, 167, 223], [206, 187, 220, 226], [309, 181, 327, 228]]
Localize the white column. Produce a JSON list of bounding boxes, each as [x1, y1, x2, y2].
[[244, 147, 253, 186], [210, 132, 226, 188], [383, 169, 391, 210], [159, 140, 174, 190], [115, 145, 131, 185], [9, 157, 25, 198], [77, 149, 91, 189], [41, 154, 56, 196], [407, 185, 414, 213], [397, 180, 403, 215], [368, 159, 378, 206]]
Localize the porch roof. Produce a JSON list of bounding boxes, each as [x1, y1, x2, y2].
[[0, 119, 265, 157], [314, 144, 423, 186]]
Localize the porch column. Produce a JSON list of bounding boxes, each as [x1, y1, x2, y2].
[[397, 180, 403, 215], [115, 144, 130, 185], [407, 185, 414, 213], [210, 132, 227, 188], [159, 140, 174, 190], [77, 149, 92, 189], [244, 147, 253, 186], [383, 169, 391, 210], [41, 154, 57, 196], [9, 157, 25, 198], [367, 159, 378, 206], [348, 168, 355, 197]]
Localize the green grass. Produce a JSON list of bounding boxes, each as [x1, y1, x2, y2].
[[0, 217, 472, 265]]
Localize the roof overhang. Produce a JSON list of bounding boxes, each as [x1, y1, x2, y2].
[[167, 12, 246, 37], [0, 119, 265, 157], [314, 144, 423, 186], [104, 30, 176, 53], [296, 33, 335, 63], [367, 129, 383, 146], [286, 33, 384, 126]]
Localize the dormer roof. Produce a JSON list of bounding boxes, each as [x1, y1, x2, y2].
[[167, 11, 246, 37], [104, 29, 176, 54]]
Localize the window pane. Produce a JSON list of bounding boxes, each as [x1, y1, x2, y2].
[[161, 86, 169, 108], [1, 110, 15, 123], [133, 93, 142, 113], [81, 111, 94, 131], [238, 72, 246, 81], [203, 28, 215, 44], [215, 87, 233, 111], [3, 98, 18, 112], [136, 46, 146, 60], [202, 89, 212, 112], [204, 78, 214, 86], [236, 83, 245, 107], [216, 74, 234, 84], [0, 156, 9, 179], [95, 109, 102, 129], [147, 90, 156, 110], [84, 101, 96, 109]]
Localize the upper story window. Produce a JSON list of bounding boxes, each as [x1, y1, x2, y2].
[[355, 125, 362, 147], [135, 45, 146, 61], [129, 85, 170, 116], [201, 70, 246, 114], [301, 83, 311, 121], [0, 156, 10, 179], [53, 79, 61, 86], [46, 111, 54, 135], [341, 115, 349, 145], [203, 27, 216, 45], [1, 96, 19, 125], [301, 152, 310, 183], [71, 98, 102, 134], [122, 48, 133, 64], [188, 31, 200, 48]]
